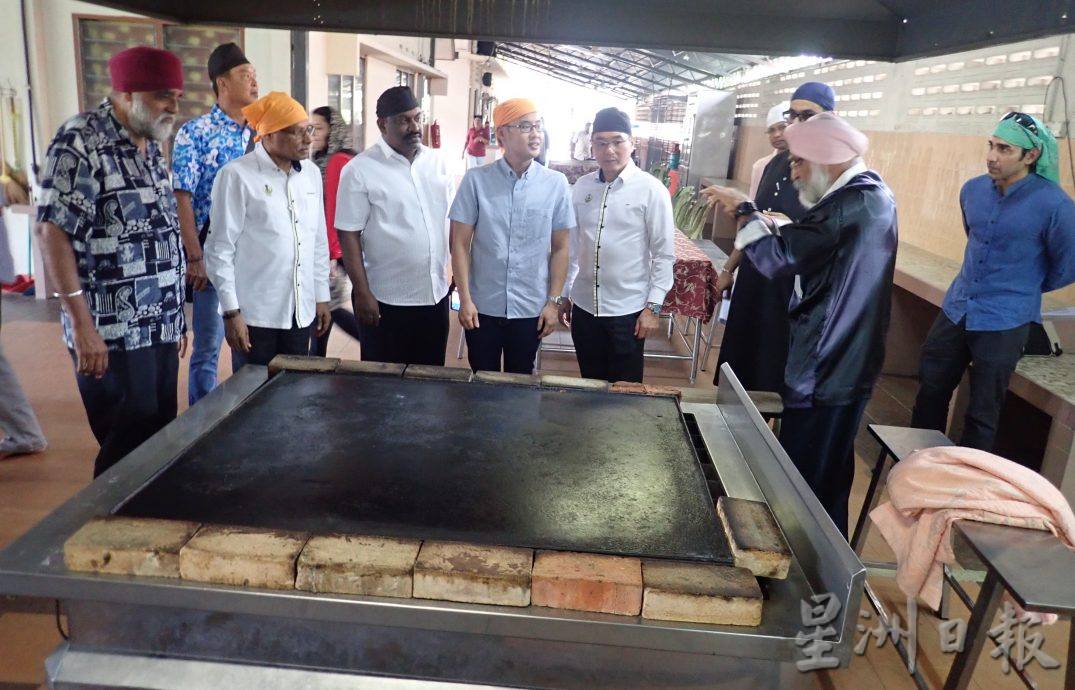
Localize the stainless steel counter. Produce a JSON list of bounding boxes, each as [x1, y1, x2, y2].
[[0, 364, 864, 689]]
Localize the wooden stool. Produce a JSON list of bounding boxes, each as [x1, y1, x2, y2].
[[746, 390, 783, 435]]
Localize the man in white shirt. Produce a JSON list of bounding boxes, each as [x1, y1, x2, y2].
[[205, 91, 331, 371], [570, 122, 592, 161], [559, 108, 675, 383], [335, 86, 454, 365]]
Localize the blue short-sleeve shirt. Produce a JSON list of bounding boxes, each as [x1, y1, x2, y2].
[[449, 159, 575, 318]]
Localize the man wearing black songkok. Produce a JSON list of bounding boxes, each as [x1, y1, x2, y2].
[[335, 87, 455, 365], [172, 42, 259, 405]]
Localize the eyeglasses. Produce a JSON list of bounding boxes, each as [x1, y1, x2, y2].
[[1001, 111, 1038, 136], [280, 124, 316, 138], [592, 138, 629, 150], [783, 109, 819, 123], [503, 121, 544, 134]]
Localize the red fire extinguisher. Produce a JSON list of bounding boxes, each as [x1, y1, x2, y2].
[[430, 120, 441, 149]]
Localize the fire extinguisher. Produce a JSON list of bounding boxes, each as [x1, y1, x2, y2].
[[430, 120, 441, 149]]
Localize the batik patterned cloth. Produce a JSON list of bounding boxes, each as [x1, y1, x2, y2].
[[37, 99, 185, 352], [171, 103, 252, 228]]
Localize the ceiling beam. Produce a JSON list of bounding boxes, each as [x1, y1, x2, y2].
[[496, 49, 645, 99], [511, 44, 661, 92]]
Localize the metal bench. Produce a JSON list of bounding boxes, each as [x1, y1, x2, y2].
[[853, 424, 1075, 690]]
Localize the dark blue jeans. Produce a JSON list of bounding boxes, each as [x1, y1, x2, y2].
[[464, 315, 541, 374]]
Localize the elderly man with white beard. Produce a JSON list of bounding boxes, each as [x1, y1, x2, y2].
[[35, 46, 188, 478], [703, 112, 898, 537]]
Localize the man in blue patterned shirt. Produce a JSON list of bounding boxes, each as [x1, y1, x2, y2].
[[34, 47, 187, 477], [912, 113, 1075, 451], [172, 42, 258, 404]]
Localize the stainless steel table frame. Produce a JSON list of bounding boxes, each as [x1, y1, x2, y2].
[[0, 364, 865, 689]]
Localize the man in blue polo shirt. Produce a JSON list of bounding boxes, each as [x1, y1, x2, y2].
[[449, 98, 574, 374], [911, 112, 1075, 451]]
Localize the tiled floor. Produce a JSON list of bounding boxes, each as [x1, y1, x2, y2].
[[0, 292, 1068, 689]]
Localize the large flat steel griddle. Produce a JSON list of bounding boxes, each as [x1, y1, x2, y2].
[[116, 373, 732, 563]]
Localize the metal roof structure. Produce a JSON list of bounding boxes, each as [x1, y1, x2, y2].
[[81, 1, 1075, 99], [80, 1, 1074, 61], [493, 44, 765, 100]]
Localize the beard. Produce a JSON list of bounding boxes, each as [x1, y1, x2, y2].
[[128, 98, 176, 141], [793, 162, 832, 208]]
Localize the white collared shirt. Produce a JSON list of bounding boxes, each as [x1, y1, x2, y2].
[[205, 144, 330, 329], [334, 138, 453, 306], [565, 162, 676, 317]]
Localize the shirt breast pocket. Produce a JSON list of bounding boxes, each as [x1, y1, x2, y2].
[[523, 208, 552, 242]]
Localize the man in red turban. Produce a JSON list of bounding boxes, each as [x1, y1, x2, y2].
[[33, 46, 188, 477]]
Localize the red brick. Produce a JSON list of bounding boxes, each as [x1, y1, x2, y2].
[[531, 551, 642, 616]]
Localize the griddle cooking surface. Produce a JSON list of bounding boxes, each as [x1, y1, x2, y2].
[[117, 373, 731, 562]]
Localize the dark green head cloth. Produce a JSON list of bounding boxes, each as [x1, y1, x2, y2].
[[993, 112, 1059, 183]]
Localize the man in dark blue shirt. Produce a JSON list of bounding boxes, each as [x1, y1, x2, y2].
[[912, 113, 1075, 451]]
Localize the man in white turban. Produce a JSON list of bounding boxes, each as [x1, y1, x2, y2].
[[703, 112, 898, 538]]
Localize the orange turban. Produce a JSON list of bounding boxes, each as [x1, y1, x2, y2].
[[242, 91, 308, 142], [493, 98, 539, 129]]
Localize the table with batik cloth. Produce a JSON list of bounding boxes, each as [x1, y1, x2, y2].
[[547, 159, 599, 184], [538, 230, 725, 384]]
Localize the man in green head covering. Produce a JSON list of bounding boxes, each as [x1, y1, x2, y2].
[[912, 112, 1075, 452]]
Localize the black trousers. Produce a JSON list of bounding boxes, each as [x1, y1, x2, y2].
[[465, 315, 541, 374], [311, 308, 362, 357], [570, 305, 645, 383], [911, 313, 1029, 452], [232, 320, 313, 373], [70, 344, 179, 478], [779, 398, 869, 539], [359, 293, 450, 366]]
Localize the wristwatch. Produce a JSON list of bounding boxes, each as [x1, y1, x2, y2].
[[645, 302, 662, 315], [549, 295, 564, 306], [734, 200, 759, 218]]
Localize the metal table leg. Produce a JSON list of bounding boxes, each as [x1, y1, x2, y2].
[[850, 447, 890, 555], [942, 569, 1003, 690], [689, 318, 701, 384], [700, 315, 719, 372]]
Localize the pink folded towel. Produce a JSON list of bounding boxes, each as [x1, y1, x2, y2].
[[870, 446, 1075, 620]]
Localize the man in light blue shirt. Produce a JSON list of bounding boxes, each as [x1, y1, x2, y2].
[[450, 98, 574, 374], [912, 112, 1075, 451]]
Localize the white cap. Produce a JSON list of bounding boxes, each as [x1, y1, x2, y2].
[[767, 101, 789, 127]]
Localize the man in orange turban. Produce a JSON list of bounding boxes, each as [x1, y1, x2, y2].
[[205, 91, 331, 373], [242, 91, 309, 142], [449, 98, 574, 374]]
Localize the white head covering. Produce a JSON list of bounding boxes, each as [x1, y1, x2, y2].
[[766, 101, 790, 127]]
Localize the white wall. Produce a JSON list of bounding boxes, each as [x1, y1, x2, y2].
[[244, 28, 292, 97], [434, 56, 476, 178], [362, 56, 398, 149]]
